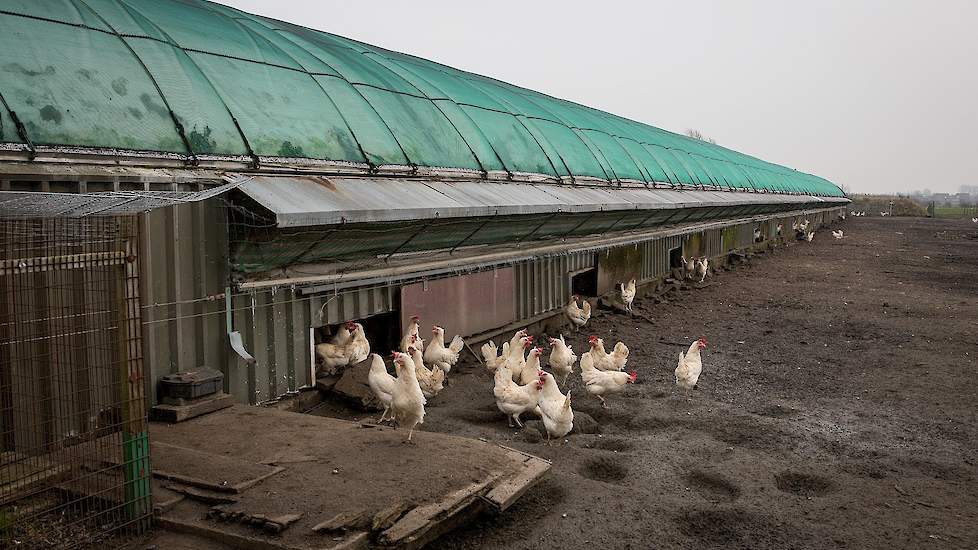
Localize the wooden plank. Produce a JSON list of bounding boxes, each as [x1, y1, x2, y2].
[[378, 476, 500, 547], [311, 509, 368, 533], [148, 441, 285, 493], [150, 392, 234, 423], [163, 483, 239, 505], [483, 446, 552, 512]]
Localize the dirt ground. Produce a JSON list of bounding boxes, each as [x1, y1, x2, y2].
[[311, 216, 978, 550]]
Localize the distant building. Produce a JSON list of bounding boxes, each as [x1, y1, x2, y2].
[[932, 192, 952, 205], [954, 193, 973, 206]]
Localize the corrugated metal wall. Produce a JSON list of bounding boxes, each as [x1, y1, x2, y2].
[[640, 234, 684, 280], [140, 199, 397, 405], [140, 200, 228, 405], [139, 202, 847, 405], [228, 285, 395, 403], [704, 228, 726, 259], [514, 251, 595, 319]]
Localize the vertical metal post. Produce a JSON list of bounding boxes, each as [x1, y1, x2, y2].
[[116, 219, 151, 530]]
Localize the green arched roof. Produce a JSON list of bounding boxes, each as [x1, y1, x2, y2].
[[0, 0, 844, 196]]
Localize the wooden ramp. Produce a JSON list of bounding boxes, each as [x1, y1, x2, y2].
[[151, 405, 550, 550]]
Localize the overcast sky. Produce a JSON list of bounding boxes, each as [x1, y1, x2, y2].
[[221, 0, 976, 195]]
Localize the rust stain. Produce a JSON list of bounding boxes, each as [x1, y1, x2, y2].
[[292, 175, 337, 191], [315, 177, 336, 191]]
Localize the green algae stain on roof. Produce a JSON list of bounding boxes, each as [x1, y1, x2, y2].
[[0, 0, 843, 197]]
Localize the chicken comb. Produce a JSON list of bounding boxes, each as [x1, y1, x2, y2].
[[628, 371, 637, 383]]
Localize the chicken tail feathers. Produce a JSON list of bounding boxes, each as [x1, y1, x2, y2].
[[449, 334, 464, 354], [481, 341, 497, 364]]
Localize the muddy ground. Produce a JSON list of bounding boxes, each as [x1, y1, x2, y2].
[[311, 216, 978, 550]]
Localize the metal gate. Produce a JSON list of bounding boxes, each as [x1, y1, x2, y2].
[[0, 216, 151, 547]]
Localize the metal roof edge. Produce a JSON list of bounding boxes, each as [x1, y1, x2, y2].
[[231, 174, 848, 228]]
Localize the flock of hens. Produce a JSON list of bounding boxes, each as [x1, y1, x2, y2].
[[316, 217, 836, 443]]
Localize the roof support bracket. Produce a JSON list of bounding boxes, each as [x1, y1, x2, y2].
[[7, 110, 35, 161], [0, 89, 36, 160], [229, 114, 260, 169], [172, 120, 199, 166]]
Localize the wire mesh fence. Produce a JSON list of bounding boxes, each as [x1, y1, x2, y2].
[[0, 216, 151, 548]]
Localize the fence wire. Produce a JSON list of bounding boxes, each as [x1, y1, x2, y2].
[[0, 216, 151, 549]]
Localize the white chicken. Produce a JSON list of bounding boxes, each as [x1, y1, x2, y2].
[[972, 217, 977, 223], [424, 325, 464, 374], [506, 335, 533, 374], [619, 278, 636, 312], [366, 354, 395, 423], [683, 256, 696, 279], [805, 231, 815, 242], [579, 352, 636, 408], [399, 314, 423, 353], [329, 320, 355, 346], [586, 336, 629, 372], [547, 334, 577, 386], [480, 340, 505, 372], [832, 230, 844, 239], [675, 337, 708, 400], [514, 346, 544, 385], [315, 322, 370, 375], [508, 328, 529, 351], [390, 352, 426, 442], [535, 370, 573, 442], [753, 228, 762, 242], [409, 344, 445, 399], [695, 257, 709, 282], [565, 295, 591, 331], [493, 362, 543, 428], [776, 223, 783, 236]]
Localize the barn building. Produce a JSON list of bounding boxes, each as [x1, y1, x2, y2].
[[0, 0, 847, 542]]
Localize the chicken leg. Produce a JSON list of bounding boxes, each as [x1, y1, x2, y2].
[[597, 395, 609, 409], [377, 406, 390, 424]]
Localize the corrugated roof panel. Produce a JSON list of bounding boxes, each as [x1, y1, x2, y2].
[[236, 175, 847, 227]]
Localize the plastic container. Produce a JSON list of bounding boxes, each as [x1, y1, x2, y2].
[[159, 369, 223, 400]]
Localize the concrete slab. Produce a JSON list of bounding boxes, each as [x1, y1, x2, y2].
[[151, 405, 549, 549]]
